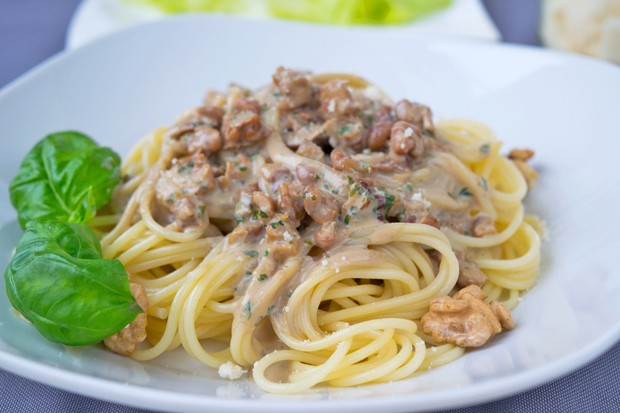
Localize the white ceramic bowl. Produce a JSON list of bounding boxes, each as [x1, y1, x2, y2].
[[1, 15, 619, 413]]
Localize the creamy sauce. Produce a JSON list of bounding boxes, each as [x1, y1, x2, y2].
[[125, 67, 500, 357]]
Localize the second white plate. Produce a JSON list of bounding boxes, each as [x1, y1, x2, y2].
[[65, 0, 500, 49]]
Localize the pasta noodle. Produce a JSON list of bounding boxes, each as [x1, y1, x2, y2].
[[96, 68, 541, 393]]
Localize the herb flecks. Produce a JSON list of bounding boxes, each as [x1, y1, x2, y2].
[[338, 124, 353, 136], [458, 187, 473, 198], [269, 219, 284, 229], [480, 177, 489, 191], [243, 301, 252, 318]]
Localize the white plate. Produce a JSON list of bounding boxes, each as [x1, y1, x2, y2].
[[65, 0, 499, 49], [1, 15, 620, 413]]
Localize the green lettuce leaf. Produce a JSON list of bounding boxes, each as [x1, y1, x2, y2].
[[128, 0, 451, 25]]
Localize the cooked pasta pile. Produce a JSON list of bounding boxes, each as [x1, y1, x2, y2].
[[97, 68, 540, 393]]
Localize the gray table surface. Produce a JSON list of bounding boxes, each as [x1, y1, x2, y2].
[[1, 1, 619, 412]]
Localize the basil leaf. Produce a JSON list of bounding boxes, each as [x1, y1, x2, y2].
[[4, 220, 141, 346], [9, 131, 121, 229]]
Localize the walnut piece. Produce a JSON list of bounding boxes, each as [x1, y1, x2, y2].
[[470, 214, 497, 238], [394, 99, 434, 134], [420, 285, 514, 348], [507, 148, 535, 162], [272, 66, 313, 109], [104, 283, 149, 356], [508, 148, 538, 187], [454, 251, 487, 287]]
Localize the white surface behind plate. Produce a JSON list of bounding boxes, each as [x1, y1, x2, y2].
[[0, 15, 619, 413]]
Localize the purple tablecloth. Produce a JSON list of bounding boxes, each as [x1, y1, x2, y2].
[[1, 1, 619, 412]]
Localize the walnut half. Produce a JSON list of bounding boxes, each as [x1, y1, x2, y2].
[[104, 283, 149, 356], [420, 285, 515, 348]]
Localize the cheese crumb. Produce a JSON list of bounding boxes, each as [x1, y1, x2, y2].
[[283, 231, 293, 242], [363, 86, 384, 101], [411, 192, 431, 208], [328, 99, 336, 113], [218, 361, 247, 380], [404, 127, 414, 138]]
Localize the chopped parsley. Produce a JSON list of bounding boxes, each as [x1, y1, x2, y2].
[[358, 160, 370, 170], [338, 124, 353, 135], [344, 214, 351, 225], [243, 250, 259, 257], [259, 210, 269, 218], [384, 192, 395, 212], [179, 160, 194, 174], [458, 187, 473, 197], [197, 205, 206, 218], [258, 274, 268, 282], [349, 183, 362, 196], [264, 250, 269, 257], [480, 177, 489, 191], [269, 220, 284, 229], [165, 193, 176, 203], [480, 144, 490, 154], [243, 301, 252, 318], [238, 165, 248, 172], [358, 112, 373, 126]]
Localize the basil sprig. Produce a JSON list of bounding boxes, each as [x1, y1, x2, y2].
[[4, 131, 140, 346]]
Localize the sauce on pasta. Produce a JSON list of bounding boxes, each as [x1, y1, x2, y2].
[[97, 67, 541, 393]]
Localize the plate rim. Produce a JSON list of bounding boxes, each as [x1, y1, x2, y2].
[[1, 326, 618, 412]]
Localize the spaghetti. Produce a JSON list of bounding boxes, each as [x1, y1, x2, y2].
[[96, 68, 540, 393]]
